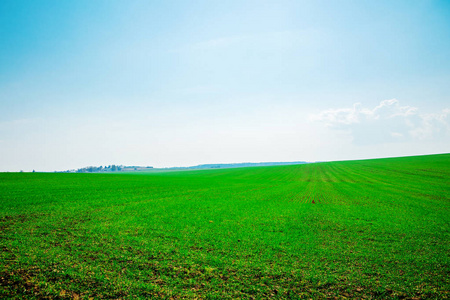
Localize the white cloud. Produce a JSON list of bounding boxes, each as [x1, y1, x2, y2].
[[311, 99, 450, 145], [410, 108, 450, 140]]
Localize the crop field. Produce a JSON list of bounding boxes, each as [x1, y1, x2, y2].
[[0, 154, 449, 299]]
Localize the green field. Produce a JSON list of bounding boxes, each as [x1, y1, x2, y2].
[[1, 154, 449, 299]]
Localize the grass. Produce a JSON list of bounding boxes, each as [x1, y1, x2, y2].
[[0, 153, 449, 299]]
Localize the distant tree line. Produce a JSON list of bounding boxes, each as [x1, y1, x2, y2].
[[74, 165, 122, 173], [58, 165, 153, 173]]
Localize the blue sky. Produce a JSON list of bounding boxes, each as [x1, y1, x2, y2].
[[1, 0, 449, 171]]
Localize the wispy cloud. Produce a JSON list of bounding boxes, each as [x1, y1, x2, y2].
[[189, 36, 247, 50], [172, 30, 324, 53], [311, 99, 449, 144], [0, 118, 41, 131], [176, 85, 221, 95]]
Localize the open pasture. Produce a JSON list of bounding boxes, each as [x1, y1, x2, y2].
[[0, 154, 449, 299]]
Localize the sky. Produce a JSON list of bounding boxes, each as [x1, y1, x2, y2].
[[0, 0, 449, 171]]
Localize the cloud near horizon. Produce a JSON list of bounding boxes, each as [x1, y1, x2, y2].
[[312, 99, 450, 145]]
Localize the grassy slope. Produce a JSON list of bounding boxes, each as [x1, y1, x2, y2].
[[0, 154, 449, 299]]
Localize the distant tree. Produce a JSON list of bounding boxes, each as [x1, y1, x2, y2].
[[32, 170, 35, 173], [111, 165, 117, 171]]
